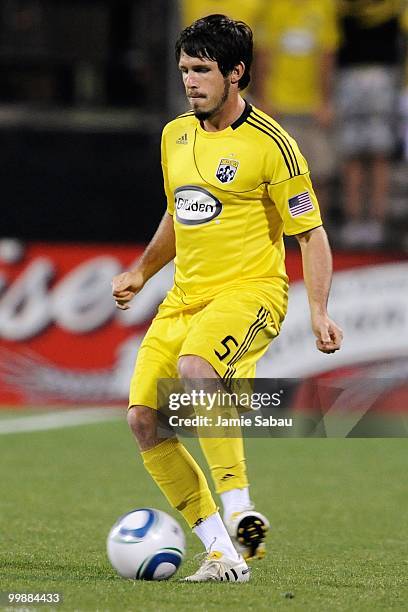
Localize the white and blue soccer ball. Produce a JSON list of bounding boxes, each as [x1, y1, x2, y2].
[[107, 508, 186, 580]]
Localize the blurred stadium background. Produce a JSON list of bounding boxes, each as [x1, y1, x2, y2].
[[0, 0, 406, 415]]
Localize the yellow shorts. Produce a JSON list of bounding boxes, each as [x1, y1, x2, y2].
[[129, 287, 283, 409]]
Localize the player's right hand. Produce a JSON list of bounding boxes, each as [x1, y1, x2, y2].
[[112, 270, 144, 310]]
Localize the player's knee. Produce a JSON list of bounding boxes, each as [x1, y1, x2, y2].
[[127, 406, 157, 447], [177, 355, 216, 379]]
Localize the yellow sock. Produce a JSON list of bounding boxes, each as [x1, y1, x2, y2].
[[141, 438, 216, 528], [199, 436, 249, 494]]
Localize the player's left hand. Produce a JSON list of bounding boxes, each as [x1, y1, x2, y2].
[[311, 313, 343, 354]]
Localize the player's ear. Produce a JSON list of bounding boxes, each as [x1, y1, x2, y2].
[[230, 62, 245, 85]]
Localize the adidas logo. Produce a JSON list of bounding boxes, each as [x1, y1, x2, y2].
[[176, 133, 188, 145], [220, 473, 235, 481]]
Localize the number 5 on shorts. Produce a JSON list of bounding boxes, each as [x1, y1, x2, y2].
[[214, 335, 238, 361]]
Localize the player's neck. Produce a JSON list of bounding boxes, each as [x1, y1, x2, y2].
[[202, 96, 246, 132]]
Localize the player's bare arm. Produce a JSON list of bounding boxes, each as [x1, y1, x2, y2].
[[112, 212, 175, 310], [295, 226, 343, 354], [315, 50, 336, 129]]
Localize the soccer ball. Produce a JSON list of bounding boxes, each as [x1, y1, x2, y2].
[[107, 508, 186, 580]]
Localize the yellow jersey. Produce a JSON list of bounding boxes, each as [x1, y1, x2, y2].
[[180, 0, 264, 34], [161, 102, 322, 311], [261, 0, 339, 113]]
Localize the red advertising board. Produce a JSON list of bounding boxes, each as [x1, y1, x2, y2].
[[0, 241, 406, 406]]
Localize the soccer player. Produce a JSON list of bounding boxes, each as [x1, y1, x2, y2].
[[112, 14, 343, 582]]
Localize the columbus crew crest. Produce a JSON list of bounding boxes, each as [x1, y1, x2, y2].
[[216, 158, 239, 184]]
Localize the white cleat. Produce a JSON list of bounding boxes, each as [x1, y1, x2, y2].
[[182, 551, 250, 582], [226, 510, 270, 561]]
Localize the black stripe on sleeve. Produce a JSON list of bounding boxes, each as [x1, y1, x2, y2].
[[251, 110, 301, 175], [249, 113, 297, 177], [245, 119, 294, 179]]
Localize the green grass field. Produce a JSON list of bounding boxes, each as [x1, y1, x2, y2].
[[1, 412, 407, 611]]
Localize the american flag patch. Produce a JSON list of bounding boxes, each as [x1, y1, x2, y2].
[[288, 191, 314, 217]]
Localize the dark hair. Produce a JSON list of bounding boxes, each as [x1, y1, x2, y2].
[[175, 14, 253, 90]]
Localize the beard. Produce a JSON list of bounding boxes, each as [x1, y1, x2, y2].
[[191, 79, 230, 121]]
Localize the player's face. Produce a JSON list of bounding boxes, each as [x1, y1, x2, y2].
[[178, 51, 230, 121]]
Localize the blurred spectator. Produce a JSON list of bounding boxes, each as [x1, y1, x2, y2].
[[336, 0, 408, 248], [253, 0, 339, 214], [179, 0, 264, 32]]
